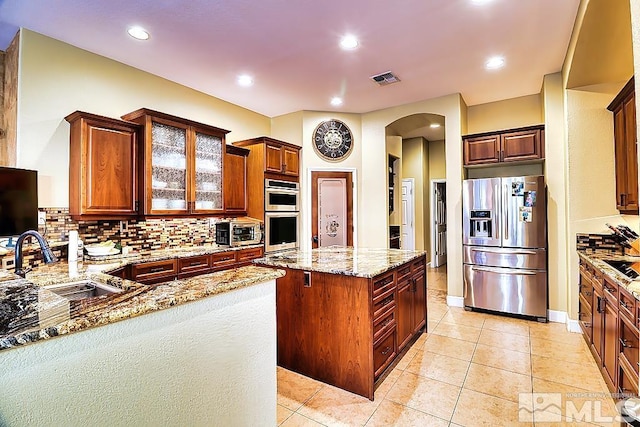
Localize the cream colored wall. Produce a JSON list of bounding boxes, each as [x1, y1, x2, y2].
[[17, 30, 271, 207], [466, 94, 543, 134], [402, 137, 427, 252], [387, 136, 402, 227], [565, 86, 623, 318], [297, 111, 362, 251], [362, 93, 464, 298], [0, 281, 277, 426], [271, 111, 304, 147], [542, 72, 570, 315], [429, 140, 446, 180]]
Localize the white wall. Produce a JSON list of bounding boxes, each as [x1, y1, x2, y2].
[[0, 281, 277, 427]]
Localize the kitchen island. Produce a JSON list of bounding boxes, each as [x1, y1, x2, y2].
[[255, 246, 427, 400], [0, 253, 284, 427]]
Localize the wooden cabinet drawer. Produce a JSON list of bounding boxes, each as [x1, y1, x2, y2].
[[373, 329, 397, 378], [211, 251, 237, 270], [236, 247, 264, 264], [603, 278, 619, 305], [131, 259, 177, 284], [373, 272, 395, 298], [579, 294, 593, 342], [373, 309, 395, 343], [178, 255, 211, 278], [396, 264, 412, 282], [108, 266, 129, 279], [620, 287, 637, 324], [373, 286, 396, 320], [618, 354, 639, 397], [620, 314, 639, 378], [411, 258, 425, 274]]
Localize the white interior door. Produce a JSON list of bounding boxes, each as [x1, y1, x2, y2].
[[431, 180, 447, 267], [317, 177, 348, 247], [401, 179, 415, 250]]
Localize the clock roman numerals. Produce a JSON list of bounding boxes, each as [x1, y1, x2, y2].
[[312, 119, 353, 162]]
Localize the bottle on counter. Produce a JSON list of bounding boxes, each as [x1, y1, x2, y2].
[[68, 230, 78, 262], [77, 238, 84, 260]]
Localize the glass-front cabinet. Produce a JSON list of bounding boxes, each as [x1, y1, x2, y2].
[[122, 109, 229, 215]]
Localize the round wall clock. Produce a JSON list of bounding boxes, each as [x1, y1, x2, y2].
[[312, 119, 353, 161]]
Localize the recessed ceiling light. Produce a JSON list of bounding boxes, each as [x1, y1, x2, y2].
[[237, 74, 254, 87], [339, 34, 359, 50], [127, 26, 149, 40], [430, 123, 441, 128], [330, 97, 343, 106], [471, 0, 493, 4], [485, 56, 505, 70]]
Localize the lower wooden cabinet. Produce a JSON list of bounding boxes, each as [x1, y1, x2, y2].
[[579, 257, 639, 398], [123, 246, 264, 284], [274, 255, 427, 400], [131, 259, 178, 285]]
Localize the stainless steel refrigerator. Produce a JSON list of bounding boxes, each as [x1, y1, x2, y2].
[[462, 175, 547, 321]]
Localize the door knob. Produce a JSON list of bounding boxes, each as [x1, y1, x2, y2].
[[312, 235, 319, 243]]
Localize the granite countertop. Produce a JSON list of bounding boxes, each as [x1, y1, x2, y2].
[[0, 244, 283, 352], [254, 246, 426, 278], [577, 251, 640, 299]]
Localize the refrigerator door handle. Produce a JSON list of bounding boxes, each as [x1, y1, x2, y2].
[[470, 247, 538, 255], [503, 184, 509, 241], [471, 266, 537, 276], [494, 184, 500, 241]]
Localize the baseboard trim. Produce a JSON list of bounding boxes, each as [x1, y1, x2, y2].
[[566, 318, 581, 333], [446, 296, 464, 307], [547, 310, 566, 324]]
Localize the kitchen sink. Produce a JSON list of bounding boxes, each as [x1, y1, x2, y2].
[[603, 260, 640, 280], [44, 280, 123, 301]]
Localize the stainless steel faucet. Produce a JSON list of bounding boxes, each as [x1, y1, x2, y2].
[[14, 230, 58, 278]]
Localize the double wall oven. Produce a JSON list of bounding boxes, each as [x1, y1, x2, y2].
[[264, 179, 300, 253]]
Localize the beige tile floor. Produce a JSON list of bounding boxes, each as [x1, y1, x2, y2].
[[276, 265, 622, 426]]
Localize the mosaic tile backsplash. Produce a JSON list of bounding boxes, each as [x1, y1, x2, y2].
[[1, 208, 228, 271], [576, 233, 624, 254]]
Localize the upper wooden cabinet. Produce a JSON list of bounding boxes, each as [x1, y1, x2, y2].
[[122, 109, 230, 216], [608, 77, 639, 214], [66, 111, 140, 218], [224, 145, 249, 213], [463, 125, 545, 166], [234, 137, 301, 178], [233, 136, 301, 219]]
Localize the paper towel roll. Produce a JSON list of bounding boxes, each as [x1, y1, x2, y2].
[[68, 230, 78, 262]]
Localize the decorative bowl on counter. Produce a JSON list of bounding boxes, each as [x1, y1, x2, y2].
[[85, 241, 117, 256]]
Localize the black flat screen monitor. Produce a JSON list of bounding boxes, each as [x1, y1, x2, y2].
[[0, 167, 38, 237]]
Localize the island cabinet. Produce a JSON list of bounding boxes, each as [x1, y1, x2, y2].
[[66, 111, 141, 219], [607, 77, 638, 214], [463, 125, 544, 166], [223, 145, 249, 214], [121, 108, 230, 216], [396, 258, 427, 351], [232, 137, 301, 219], [272, 254, 427, 400]]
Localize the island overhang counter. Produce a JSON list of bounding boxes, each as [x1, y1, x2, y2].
[[0, 259, 284, 427], [254, 246, 427, 400]]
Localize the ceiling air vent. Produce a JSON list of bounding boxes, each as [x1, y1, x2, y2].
[[370, 71, 401, 86]]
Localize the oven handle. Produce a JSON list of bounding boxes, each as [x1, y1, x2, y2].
[[266, 188, 300, 195]]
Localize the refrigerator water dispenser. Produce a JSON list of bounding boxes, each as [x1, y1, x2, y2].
[[469, 210, 493, 238]]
